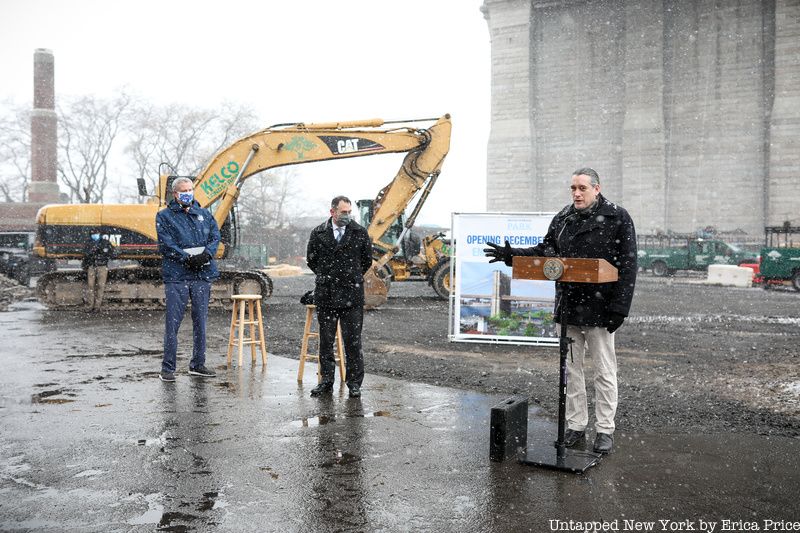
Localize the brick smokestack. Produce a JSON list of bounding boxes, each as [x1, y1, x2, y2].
[[28, 48, 60, 203]]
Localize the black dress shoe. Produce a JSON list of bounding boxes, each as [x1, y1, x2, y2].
[[593, 432, 614, 454], [310, 382, 333, 397], [562, 429, 585, 447], [348, 385, 361, 398]]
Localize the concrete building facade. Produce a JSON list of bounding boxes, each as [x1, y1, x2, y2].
[[483, 0, 799, 237]]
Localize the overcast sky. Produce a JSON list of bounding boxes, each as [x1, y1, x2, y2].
[[0, 0, 490, 227]]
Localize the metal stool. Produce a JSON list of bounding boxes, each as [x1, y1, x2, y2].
[[227, 294, 267, 367], [298, 304, 345, 383]]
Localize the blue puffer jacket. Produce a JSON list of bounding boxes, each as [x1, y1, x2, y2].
[[155, 200, 220, 283]]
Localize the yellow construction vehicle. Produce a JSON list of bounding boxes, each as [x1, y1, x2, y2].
[[356, 197, 452, 299], [33, 115, 451, 310]]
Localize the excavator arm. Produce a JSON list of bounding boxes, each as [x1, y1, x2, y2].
[[198, 116, 451, 240], [202, 115, 451, 308]]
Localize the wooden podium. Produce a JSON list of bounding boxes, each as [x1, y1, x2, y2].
[[512, 256, 618, 473]]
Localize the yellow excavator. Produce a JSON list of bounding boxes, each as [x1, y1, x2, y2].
[[356, 196, 452, 299], [33, 115, 451, 310]]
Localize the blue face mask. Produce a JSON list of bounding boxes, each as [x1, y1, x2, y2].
[[177, 191, 194, 205], [91, 234, 100, 241]]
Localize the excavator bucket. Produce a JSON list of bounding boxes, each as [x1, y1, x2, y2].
[[363, 267, 388, 309]]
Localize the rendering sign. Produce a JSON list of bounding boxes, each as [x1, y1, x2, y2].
[[449, 212, 558, 346]]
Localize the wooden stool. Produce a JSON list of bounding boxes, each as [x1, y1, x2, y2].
[[298, 304, 345, 383], [227, 295, 267, 367]]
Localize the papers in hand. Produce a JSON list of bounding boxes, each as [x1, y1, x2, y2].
[[183, 246, 206, 256]]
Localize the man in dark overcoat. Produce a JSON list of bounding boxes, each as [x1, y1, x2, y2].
[[306, 195, 373, 398], [484, 167, 637, 454]]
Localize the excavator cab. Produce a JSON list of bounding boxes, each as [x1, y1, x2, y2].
[[356, 199, 404, 250]]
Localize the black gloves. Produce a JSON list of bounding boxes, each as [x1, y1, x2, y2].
[[606, 312, 625, 333], [185, 251, 211, 271], [299, 290, 315, 305], [484, 240, 514, 265]]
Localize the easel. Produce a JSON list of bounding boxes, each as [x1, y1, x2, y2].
[[512, 256, 618, 473]]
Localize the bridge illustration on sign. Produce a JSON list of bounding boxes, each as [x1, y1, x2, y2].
[[459, 269, 555, 338]]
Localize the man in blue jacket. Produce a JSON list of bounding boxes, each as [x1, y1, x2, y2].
[[484, 168, 637, 454], [156, 177, 220, 382]]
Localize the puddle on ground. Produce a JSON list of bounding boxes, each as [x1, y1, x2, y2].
[[74, 469, 105, 478], [418, 402, 453, 413], [259, 466, 279, 479], [128, 491, 222, 530], [291, 415, 335, 428], [136, 431, 169, 447], [78, 376, 107, 384], [197, 491, 218, 512], [31, 389, 77, 404], [319, 451, 362, 467], [158, 510, 200, 530], [66, 352, 140, 358], [290, 410, 390, 428]]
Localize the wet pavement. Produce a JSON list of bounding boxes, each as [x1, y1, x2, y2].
[[1, 300, 799, 532]]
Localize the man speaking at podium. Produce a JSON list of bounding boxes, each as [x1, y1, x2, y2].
[[484, 168, 637, 454]]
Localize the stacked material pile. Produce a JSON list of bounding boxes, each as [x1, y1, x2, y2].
[[263, 264, 305, 277]]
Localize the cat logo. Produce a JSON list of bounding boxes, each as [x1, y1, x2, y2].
[[337, 138, 360, 153], [319, 136, 384, 155]]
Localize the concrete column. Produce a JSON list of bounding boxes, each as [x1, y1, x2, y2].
[[767, 0, 800, 226], [29, 48, 60, 204], [662, 0, 768, 235], [621, 0, 667, 235], [483, 0, 535, 212]]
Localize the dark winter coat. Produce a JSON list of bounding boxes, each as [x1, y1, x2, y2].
[[156, 199, 220, 283], [507, 194, 637, 327], [306, 219, 373, 309], [82, 238, 116, 269]]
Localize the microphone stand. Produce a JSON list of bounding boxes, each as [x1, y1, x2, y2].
[[519, 283, 602, 473]]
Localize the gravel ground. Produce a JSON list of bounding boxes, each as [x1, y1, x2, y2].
[[262, 272, 800, 438]]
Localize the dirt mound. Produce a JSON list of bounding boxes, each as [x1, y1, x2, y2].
[[0, 273, 34, 311]]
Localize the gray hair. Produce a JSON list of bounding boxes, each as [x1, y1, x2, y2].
[[572, 167, 600, 186], [330, 195, 351, 209], [171, 177, 194, 193]]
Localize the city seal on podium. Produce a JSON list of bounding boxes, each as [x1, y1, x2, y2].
[[542, 258, 565, 280]]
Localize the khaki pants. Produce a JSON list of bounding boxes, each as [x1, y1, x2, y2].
[[560, 324, 618, 434], [86, 265, 109, 310]]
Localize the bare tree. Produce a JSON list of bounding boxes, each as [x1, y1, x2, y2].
[[236, 168, 303, 232], [57, 92, 132, 203], [126, 101, 261, 199], [233, 167, 319, 261], [0, 100, 32, 202]]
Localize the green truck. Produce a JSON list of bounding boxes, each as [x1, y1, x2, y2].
[[759, 225, 800, 291], [637, 236, 757, 277]]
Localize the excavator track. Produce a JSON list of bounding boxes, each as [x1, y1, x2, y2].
[[36, 267, 272, 311]]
